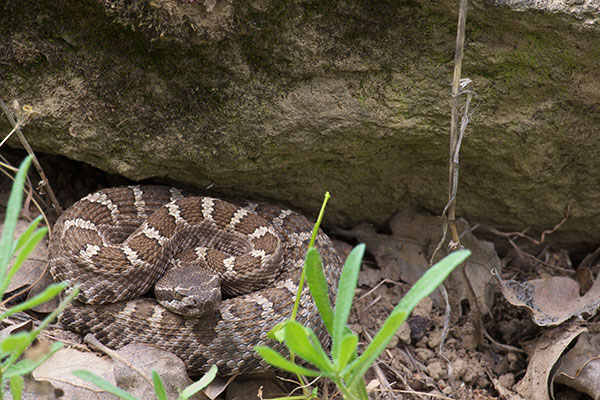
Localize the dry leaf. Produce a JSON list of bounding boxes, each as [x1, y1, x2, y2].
[[203, 376, 235, 399], [515, 325, 587, 400], [336, 210, 501, 317], [553, 331, 600, 399], [113, 343, 204, 400], [497, 273, 600, 326], [0, 320, 33, 341], [33, 347, 115, 399]]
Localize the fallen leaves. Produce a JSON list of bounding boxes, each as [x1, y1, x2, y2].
[[336, 210, 501, 319], [497, 273, 600, 326]]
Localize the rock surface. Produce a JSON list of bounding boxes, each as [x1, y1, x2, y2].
[[1, 0, 599, 247]]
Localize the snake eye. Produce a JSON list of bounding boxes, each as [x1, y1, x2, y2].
[[173, 289, 184, 301]]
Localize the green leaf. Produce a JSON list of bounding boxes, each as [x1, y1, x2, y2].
[[267, 321, 286, 343], [0, 227, 47, 297], [4, 342, 63, 378], [332, 244, 365, 362], [0, 332, 33, 354], [9, 374, 23, 400], [12, 215, 42, 254], [392, 250, 471, 317], [351, 378, 370, 400], [33, 285, 79, 335], [282, 321, 333, 373], [0, 156, 32, 287], [177, 365, 218, 400], [72, 370, 138, 400], [0, 282, 68, 320], [152, 371, 167, 400], [255, 346, 327, 378], [346, 250, 471, 387], [305, 248, 334, 334], [337, 331, 358, 371]]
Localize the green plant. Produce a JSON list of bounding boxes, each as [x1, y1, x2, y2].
[[73, 365, 218, 400], [0, 156, 78, 400], [256, 196, 471, 399]]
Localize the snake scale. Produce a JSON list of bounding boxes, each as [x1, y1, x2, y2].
[[49, 185, 342, 375]]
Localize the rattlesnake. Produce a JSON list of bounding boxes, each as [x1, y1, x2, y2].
[[49, 185, 342, 375]]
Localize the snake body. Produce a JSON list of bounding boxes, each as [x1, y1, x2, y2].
[[49, 186, 342, 375]]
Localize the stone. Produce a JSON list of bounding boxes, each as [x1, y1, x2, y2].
[[1, 1, 599, 248]]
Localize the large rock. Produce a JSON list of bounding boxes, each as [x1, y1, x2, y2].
[[1, 0, 599, 248]]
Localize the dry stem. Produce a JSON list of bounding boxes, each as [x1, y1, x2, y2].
[[0, 99, 63, 215]]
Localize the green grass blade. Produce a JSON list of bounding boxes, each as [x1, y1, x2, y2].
[[12, 215, 42, 254], [0, 227, 47, 298], [72, 370, 138, 400], [344, 312, 406, 384], [9, 374, 23, 400], [0, 281, 68, 320], [283, 321, 333, 373], [347, 250, 470, 387], [177, 365, 218, 400], [33, 285, 79, 335], [0, 156, 32, 284], [352, 378, 370, 400], [0, 332, 33, 355], [152, 371, 167, 400], [337, 332, 358, 371], [332, 244, 365, 362], [393, 250, 471, 315], [4, 342, 63, 378], [305, 248, 334, 334], [255, 346, 327, 378]]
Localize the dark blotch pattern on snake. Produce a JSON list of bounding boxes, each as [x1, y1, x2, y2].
[[49, 186, 342, 375]]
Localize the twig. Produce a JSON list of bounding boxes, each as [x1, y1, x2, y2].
[[0, 99, 63, 215], [357, 278, 406, 302], [84, 334, 154, 387], [482, 329, 526, 354], [489, 203, 571, 246], [447, 0, 469, 249], [0, 160, 52, 238], [372, 388, 454, 400], [483, 207, 575, 275]]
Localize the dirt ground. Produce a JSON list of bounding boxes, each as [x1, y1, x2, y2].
[[1, 148, 594, 399]]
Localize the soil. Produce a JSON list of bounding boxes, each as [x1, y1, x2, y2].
[[0, 147, 580, 399]]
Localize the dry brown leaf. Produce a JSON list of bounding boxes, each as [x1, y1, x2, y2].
[[32, 347, 115, 399], [515, 325, 587, 400], [336, 210, 501, 317], [0, 320, 33, 341], [552, 331, 600, 399], [497, 272, 600, 326], [113, 343, 205, 400], [203, 376, 235, 399]]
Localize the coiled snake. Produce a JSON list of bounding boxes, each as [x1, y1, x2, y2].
[[49, 186, 342, 375]]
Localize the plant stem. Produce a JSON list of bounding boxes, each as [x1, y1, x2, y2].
[[0, 100, 62, 215], [448, 0, 468, 248], [291, 192, 330, 321], [288, 192, 331, 396]]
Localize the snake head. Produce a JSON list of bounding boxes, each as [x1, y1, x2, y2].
[[155, 265, 222, 317]]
